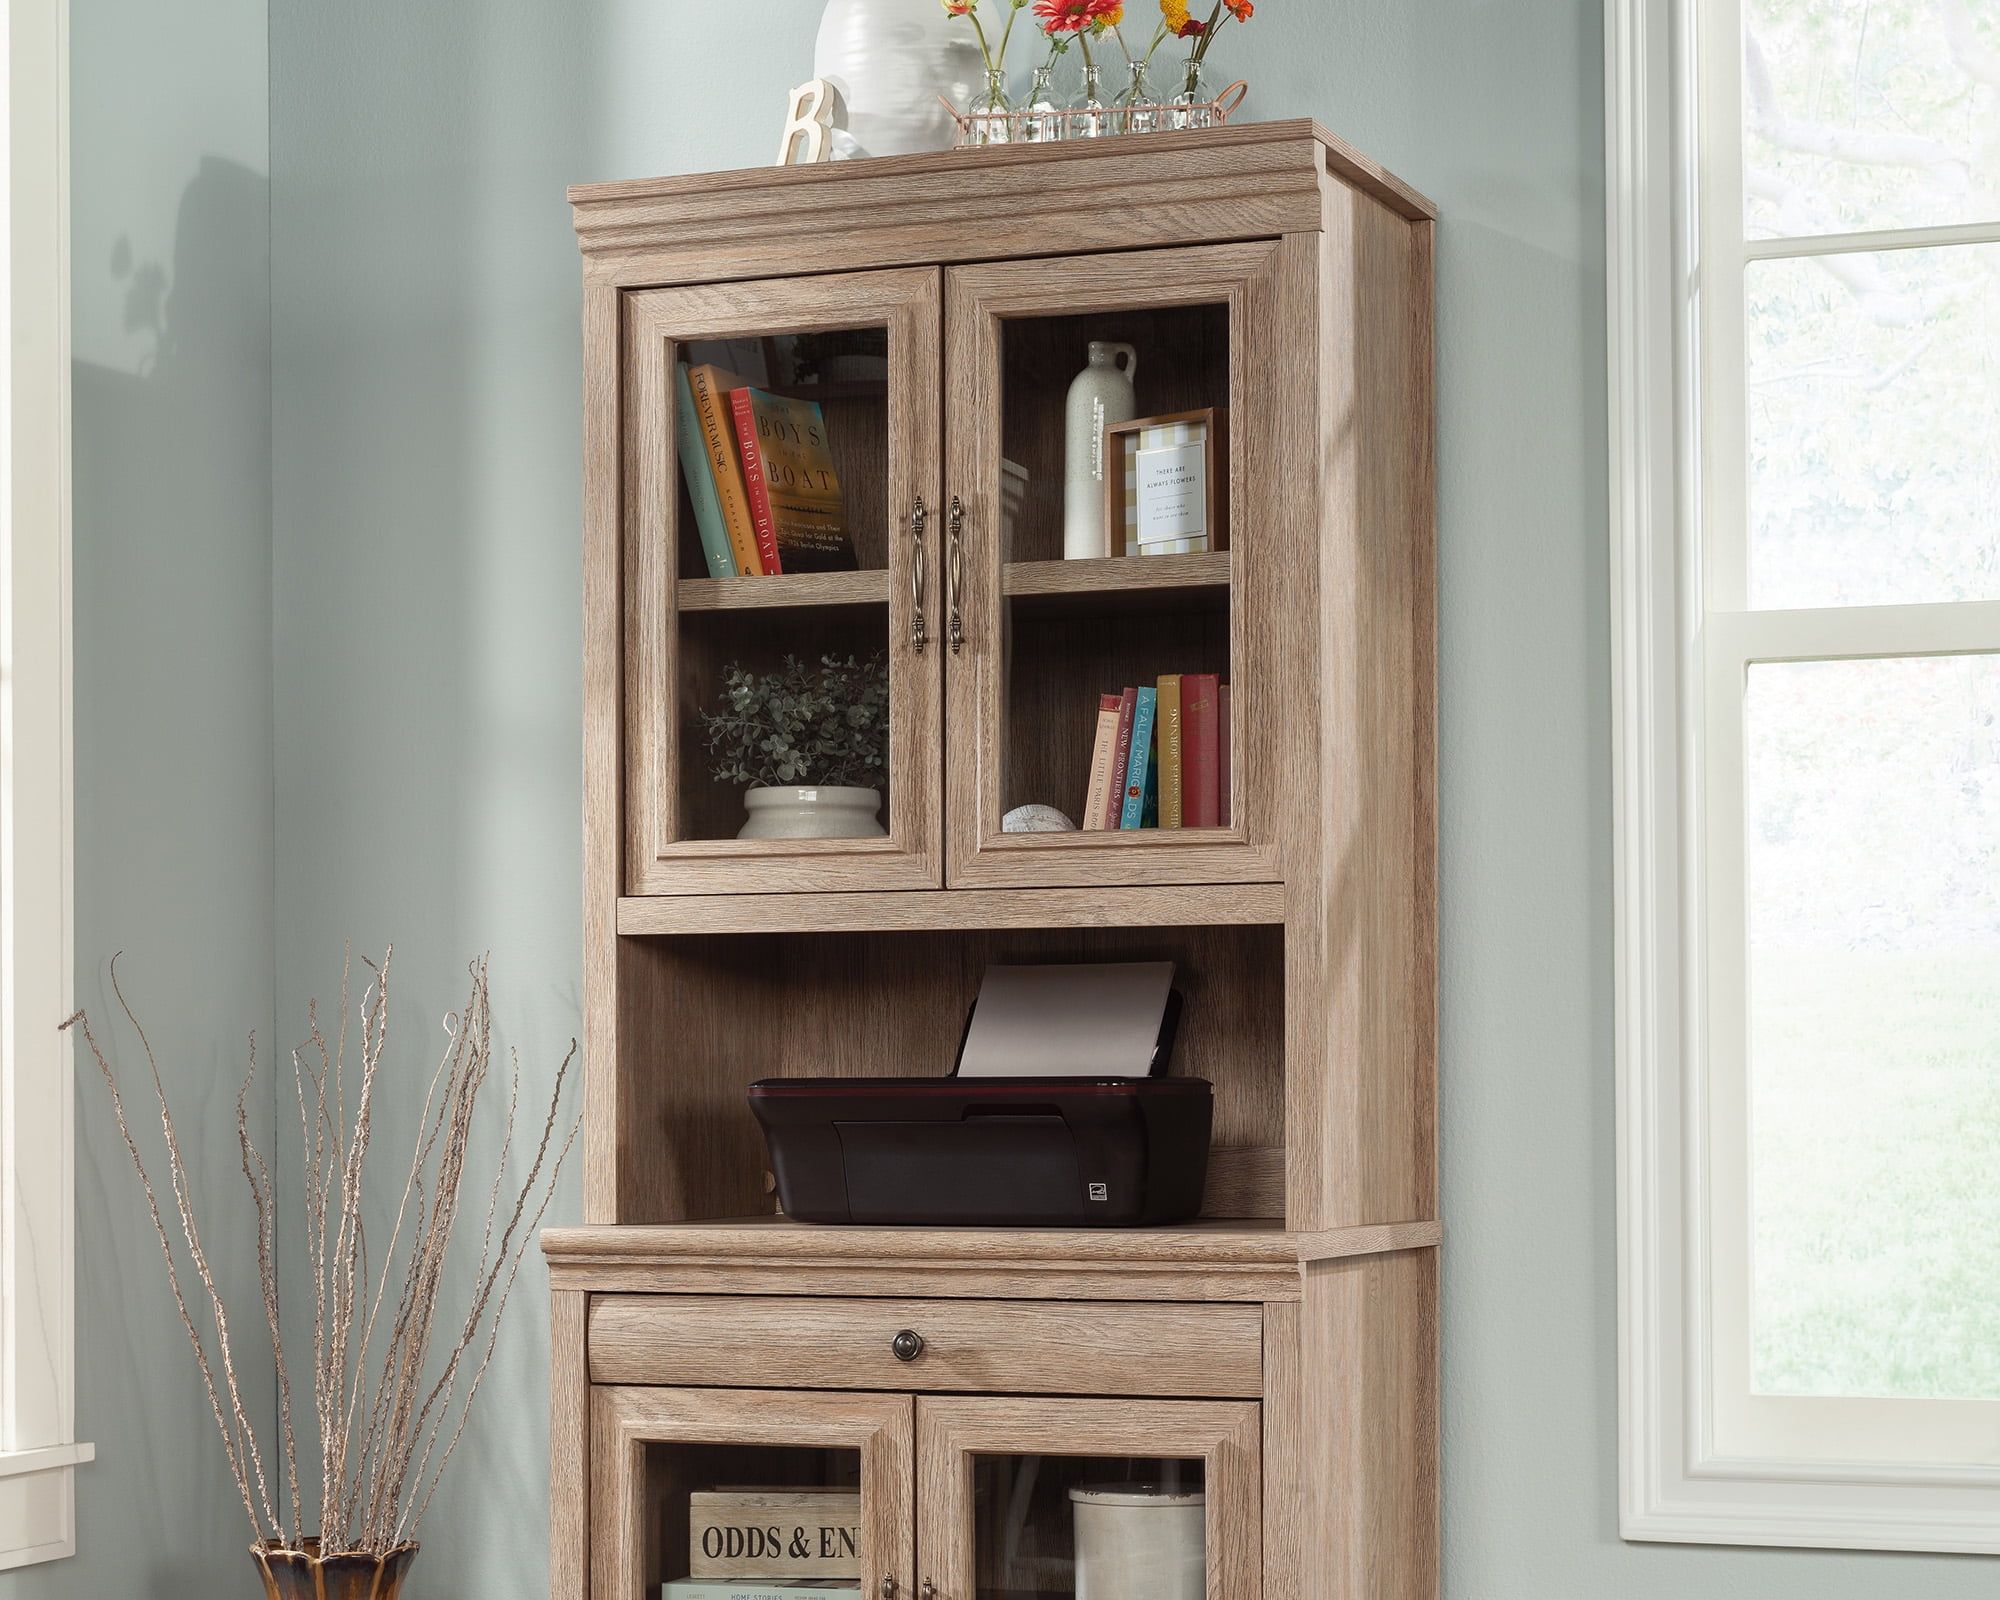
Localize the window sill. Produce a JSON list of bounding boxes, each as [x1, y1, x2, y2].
[[0, 1445, 94, 1571]]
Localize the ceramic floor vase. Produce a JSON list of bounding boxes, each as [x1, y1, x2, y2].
[[251, 1540, 419, 1600], [737, 784, 887, 840], [813, 0, 983, 157]]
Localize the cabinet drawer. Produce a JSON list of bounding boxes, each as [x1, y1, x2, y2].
[[587, 1295, 1262, 1398]]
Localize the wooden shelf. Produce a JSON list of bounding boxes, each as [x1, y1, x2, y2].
[[1003, 552, 1230, 617], [677, 569, 889, 612], [616, 882, 1283, 936]]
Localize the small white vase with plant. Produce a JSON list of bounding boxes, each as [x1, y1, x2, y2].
[[700, 651, 892, 840]]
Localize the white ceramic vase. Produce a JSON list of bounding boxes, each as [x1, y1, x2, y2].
[[814, 0, 984, 158], [1064, 341, 1139, 560], [737, 785, 887, 841], [1069, 1484, 1206, 1600]]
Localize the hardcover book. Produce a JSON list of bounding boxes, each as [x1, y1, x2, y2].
[[1156, 675, 1184, 829], [729, 388, 858, 574], [684, 363, 765, 576], [674, 362, 739, 580], [1081, 692, 1124, 831], [1182, 672, 1221, 828], [1120, 687, 1157, 831]]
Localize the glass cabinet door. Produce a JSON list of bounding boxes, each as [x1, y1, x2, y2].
[[942, 244, 1287, 890], [591, 1386, 914, 1600], [916, 1397, 1261, 1600], [623, 269, 942, 895]]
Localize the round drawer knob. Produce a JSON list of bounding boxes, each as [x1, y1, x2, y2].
[[890, 1329, 925, 1362]]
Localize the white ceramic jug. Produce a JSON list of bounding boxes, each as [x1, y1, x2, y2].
[[1063, 341, 1139, 560], [814, 0, 984, 158]]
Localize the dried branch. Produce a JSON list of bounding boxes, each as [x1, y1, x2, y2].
[[70, 948, 579, 1557]]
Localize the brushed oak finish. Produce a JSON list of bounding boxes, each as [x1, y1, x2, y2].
[[614, 883, 1284, 936], [568, 122, 1433, 289], [621, 268, 942, 896], [1300, 1249, 1439, 1600], [916, 1396, 1261, 1600], [559, 130, 1440, 1600], [588, 1295, 1262, 1397], [551, 1290, 590, 1598], [590, 1386, 913, 1600]]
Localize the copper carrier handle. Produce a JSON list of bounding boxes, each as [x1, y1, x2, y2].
[[909, 498, 929, 654], [946, 496, 966, 655]]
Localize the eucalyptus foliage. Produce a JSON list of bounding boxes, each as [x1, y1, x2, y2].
[[701, 651, 890, 790]]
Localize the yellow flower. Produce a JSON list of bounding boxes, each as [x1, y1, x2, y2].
[[1159, 0, 1190, 27]]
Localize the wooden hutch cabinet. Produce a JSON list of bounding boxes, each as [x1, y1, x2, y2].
[[545, 121, 1438, 1600]]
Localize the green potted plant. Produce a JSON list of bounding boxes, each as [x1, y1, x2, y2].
[[701, 651, 891, 839]]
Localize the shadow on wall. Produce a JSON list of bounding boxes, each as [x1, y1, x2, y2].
[[60, 151, 277, 1600]]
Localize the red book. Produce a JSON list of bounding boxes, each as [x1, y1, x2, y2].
[[728, 388, 785, 576], [1104, 688, 1138, 831], [1181, 673, 1221, 828], [1219, 682, 1232, 827]]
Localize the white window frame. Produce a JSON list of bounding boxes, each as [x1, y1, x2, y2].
[[1612, 0, 2000, 1555], [1, 0, 92, 1569]]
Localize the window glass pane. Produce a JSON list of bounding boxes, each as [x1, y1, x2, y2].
[[1747, 245, 2000, 609], [1743, 0, 2000, 237], [1747, 654, 2000, 1401], [971, 1453, 1205, 1600]]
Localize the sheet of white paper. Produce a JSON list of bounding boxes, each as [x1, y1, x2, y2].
[[955, 962, 1177, 1079]]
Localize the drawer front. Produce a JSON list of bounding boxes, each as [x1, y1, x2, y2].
[[588, 1295, 1262, 1398]]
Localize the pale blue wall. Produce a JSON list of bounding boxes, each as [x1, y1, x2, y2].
[[20, 4, 2000, 1599], [12, 0, 275, 1595]]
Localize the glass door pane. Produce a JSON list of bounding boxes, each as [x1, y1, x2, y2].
[[944, 245, 1284, 890], [593, 1388, 913, 1600], [973, 1454, 1206, 1600], [624, 270, 942, 895], [917, 1397, 1258, 1600]]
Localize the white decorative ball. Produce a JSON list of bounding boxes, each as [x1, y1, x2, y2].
[[1003, 805, 1078, 834]]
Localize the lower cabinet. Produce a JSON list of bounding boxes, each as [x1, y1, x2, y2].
[[590, 1385, 1262, 1600]]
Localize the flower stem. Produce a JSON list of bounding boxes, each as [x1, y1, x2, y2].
[[996, 3, 1019, 69], [968, 10, 996, 74]]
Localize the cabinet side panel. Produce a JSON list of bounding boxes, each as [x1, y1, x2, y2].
[[1293, 190, 1438, 1229], [551, 1289, 590, 1599], [1300, 1249, 1439, 1600], [584, 281, 625, 1223]]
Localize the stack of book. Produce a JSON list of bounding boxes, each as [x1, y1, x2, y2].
[[675, 360, 859, 578], [662, 1488, 862, 1600], [1081, 675, 1231, 831]]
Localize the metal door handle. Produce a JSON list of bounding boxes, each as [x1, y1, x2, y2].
[[922, 1582, 936, 1600], [946, 496, 966, 656], [909, 498, 929, 654], [881, 1579, 898, 1600]]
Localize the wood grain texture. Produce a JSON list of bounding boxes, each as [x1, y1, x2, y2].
[[917, 1395, 1261, 1600], [568, 122, 1433, 289], [1300, 1249, 1439, 1600], [588, 1295, 1262, 1397], [1285, 192, 1438, 1231], [675, 570, 891, 612], [551, 1290, 590, 1600], [551, 1260, 1301, 1304], [621, 268, 943, 896], [944, 242, 1286, 890], [614, 883, 1284, 935], [591, 1386, 914, 1600], [1260, 1301, 1303, 1600], [1003, 551, 1231, 600], [582, 280, 624, 1224]]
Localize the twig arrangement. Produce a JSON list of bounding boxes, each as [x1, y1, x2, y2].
[[65, 948, 580, 1556]]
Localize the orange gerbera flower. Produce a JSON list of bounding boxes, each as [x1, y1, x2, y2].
[[1223, 0, 1252, 16]]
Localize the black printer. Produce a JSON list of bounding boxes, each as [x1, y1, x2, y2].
[[748, 962, 1212, 1227]]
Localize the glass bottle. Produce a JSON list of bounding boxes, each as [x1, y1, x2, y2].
[[1067, 60, 1116, 139], [1021, 59, 1065, 142], [1121, 58, 1160, 134], [1169, 54, 1214, 131], [971, 66, 1013, 145]]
